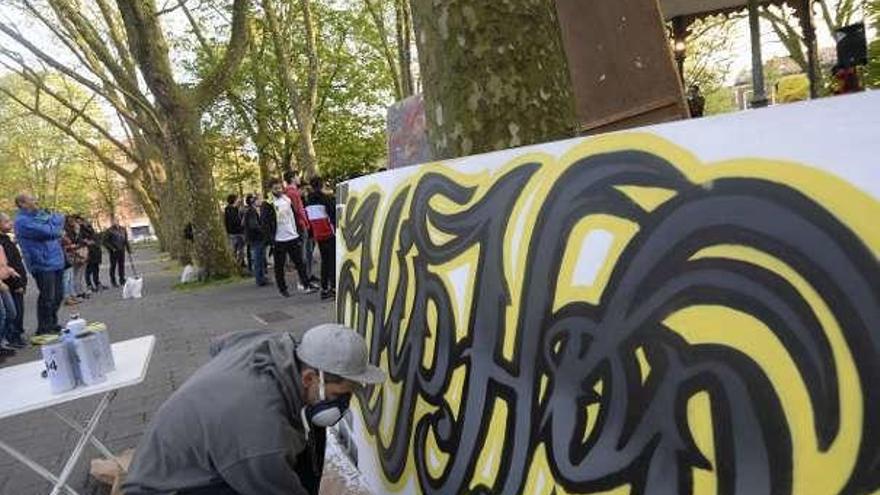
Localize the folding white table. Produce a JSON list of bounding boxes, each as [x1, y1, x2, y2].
[[0, 335, 155, 495]]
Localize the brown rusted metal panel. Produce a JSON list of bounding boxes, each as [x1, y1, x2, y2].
[[555, 0, 690, 134]]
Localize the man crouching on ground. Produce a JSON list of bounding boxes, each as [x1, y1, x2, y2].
[[123, 323, 385, 495]]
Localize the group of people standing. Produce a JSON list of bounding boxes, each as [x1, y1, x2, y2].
[[60, 214, 130, 306], [0, 194, 131, 363], [224, 172, 337, 300]]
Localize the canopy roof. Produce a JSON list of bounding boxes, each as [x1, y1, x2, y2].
[[661, 0, 790, 20]]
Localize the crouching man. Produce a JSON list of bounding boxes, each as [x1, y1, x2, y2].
[[123, 323, 385, 495]]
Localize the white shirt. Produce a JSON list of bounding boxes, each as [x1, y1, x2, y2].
[[273, 195, 299, 242]]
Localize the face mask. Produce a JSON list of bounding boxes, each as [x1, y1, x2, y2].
[[300, 370, 351, 437]]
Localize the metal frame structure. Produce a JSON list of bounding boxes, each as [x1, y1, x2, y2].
[[665, 0, 820, 107]]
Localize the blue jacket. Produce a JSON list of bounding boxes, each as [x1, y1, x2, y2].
[[14, 209, 65, 274]]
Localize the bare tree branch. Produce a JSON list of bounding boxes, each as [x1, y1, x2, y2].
[[0, 85, 134, 180], [193, 0, 251, 108]]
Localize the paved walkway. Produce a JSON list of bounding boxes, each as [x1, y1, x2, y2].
[[0, 246, 369, 494]]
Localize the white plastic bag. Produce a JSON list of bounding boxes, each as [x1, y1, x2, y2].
[[122, 276, 144, 299], [180, 264, 198, 284]]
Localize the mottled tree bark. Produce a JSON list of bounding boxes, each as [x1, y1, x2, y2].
[[410, 1, 577, 159], [262, 0, 321, 179], [116, 0, 249, 277]]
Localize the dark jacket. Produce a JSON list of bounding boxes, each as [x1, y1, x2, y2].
[[243, 205, 266, 244], [123, 330, 324, 495], [0, 232, 27, 290], [305, 191, 336, 226], [224, 205, 244, 235], [261, 195, 299, 244], [14, 209, 65, 274], [104, 225, 130, 253], [81, 225, 103, 264], [304, 191, 336, 242]]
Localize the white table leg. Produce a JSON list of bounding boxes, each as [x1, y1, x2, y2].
[[51, 409, 121, 469], [49, 391, 115, 495], [0, 439, 79, 495]]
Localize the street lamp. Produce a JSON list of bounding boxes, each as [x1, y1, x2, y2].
[[673, 38, 686, 85], [671, 16, 688, 86]]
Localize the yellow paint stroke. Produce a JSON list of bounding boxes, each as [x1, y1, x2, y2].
[[687, 391, 717, 493], [469, 397, 509, 491], [423, 298, 438, 370], [614, 185, 677, 212], [340, 132, 878, 493], [553, 215, 639, 311], [635, 347, 651, 385], [685, 245, 862, 494]]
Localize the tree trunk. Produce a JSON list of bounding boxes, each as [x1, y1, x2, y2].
[[396, 0, 415, 97], [410, 1, 576, 160], [168, 111, 236, 277], [297, 116, 319, 179], [128, 176, 165, 247]]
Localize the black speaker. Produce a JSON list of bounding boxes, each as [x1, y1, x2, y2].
[[834, 22, 867, 68]]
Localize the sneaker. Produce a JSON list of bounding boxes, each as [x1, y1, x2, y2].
[[7, 338, 27, 349], [320, 290, 334, 300], [302, 284, 319, 294], [280, 289, 291, 298]]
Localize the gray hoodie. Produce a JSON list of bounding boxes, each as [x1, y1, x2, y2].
[[123, 330, 325, 495]]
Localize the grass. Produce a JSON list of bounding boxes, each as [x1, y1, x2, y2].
[[172, 275, 249, 292]]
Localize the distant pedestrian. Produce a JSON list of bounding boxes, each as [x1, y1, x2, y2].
[[687, 85, 705, 118], [224, 194, 246, 268], [244, 193, 269, 286], [283, 171, 315, 286], [265, 179, 318, 297], [305, 177, 336, 300], [0, 233, 22, 352], [104, 219, 131, 288], [14, 194, 65, 336], [65, 215, 89, 302], [82, 221, 105, 292], [0, 213, 26, 348]]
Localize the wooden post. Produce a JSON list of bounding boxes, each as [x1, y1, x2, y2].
[[748, 0, 769, 107]]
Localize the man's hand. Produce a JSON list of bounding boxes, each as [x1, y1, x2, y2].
[[0, 281, 8, 292]]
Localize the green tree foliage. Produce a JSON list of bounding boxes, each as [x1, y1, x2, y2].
[[683, 15, 741, 92], [0, 73, 105, 215], [198, 0, 395, 187], [680, 15, 741, 116], [760, 0, 860, 91], [866, 0, 880, 88]]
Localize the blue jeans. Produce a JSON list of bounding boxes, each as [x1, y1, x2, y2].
[[34, 270, 64, 334], [249, 241, 267, 285], [0, 290, 16, 342], [63, 267, 74, 298]]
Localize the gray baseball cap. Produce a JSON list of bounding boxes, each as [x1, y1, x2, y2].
[[297, 323, 386, 385]]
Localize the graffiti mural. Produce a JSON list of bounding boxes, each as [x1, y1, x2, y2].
[[337, 99, 880, 495]]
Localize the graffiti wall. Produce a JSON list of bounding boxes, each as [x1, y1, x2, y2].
[[387, 94, 433, 170], [336, 93, 880, 495]]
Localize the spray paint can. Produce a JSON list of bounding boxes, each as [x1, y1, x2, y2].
[[41, 337, 77, 394], [73, 332, 107, 386], [60, 328, 82, 385], [66, 314, 87, 336], [87, 322, 115, 373]]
